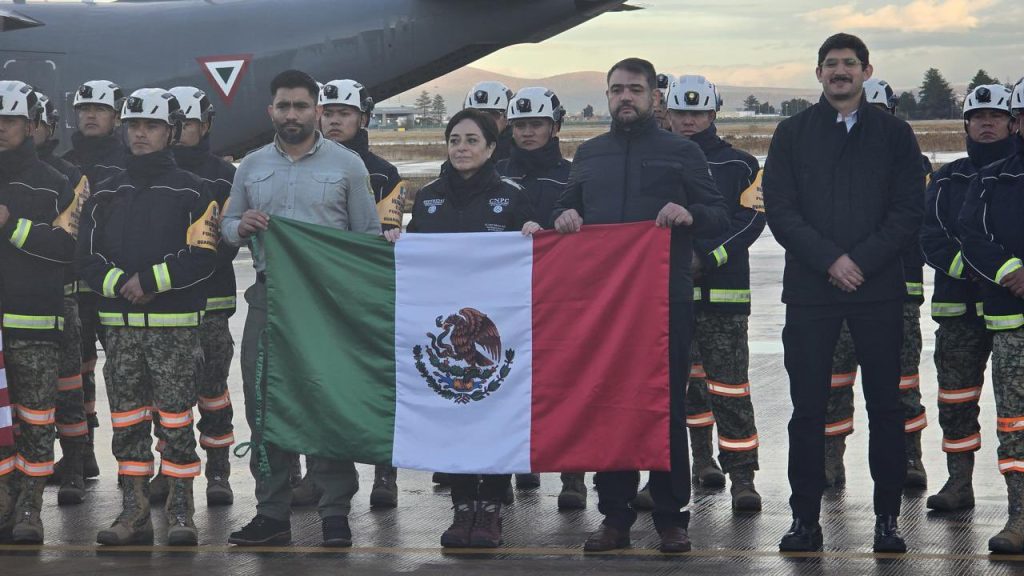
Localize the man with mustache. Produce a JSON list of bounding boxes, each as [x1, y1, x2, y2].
[[222, 69, 380, 548], [553, 57, 728, 554], [762, 33, 924, 553]]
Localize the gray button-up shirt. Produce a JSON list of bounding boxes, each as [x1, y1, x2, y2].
[[222, 132, 381, 271]]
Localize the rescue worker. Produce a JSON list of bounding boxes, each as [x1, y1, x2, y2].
[[78, 88, 219, 546], [147, 86, 237, 507], [958, 78, 1024, 554], [655, 72, 676, 131], [0, 80, 77, 544], [823, 77, 931, 489], [922, 84, 1014, 512], [223, 70, 380, 548], [496, 86, 583, 507], [31, 92, 91, 505], [554, 57, 729, 554], [63, 80, 129, 480], [398, 108, 534, 548], [465, 81, 514, 162], [318, 79, 406, 509], [762, 34, 924, 553], [666, 75, 765, 511]]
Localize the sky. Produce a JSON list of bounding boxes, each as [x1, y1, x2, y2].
[[473, 0, 1024, 92]]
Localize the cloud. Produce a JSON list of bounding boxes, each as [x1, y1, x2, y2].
[[803, 0, 996, 33]]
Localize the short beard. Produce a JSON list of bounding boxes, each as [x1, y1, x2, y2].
[[612, 105, 653, 130], [275, 121, 313, 145]]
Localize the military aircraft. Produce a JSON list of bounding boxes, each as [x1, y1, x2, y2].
[[0, 0, 635, 157]]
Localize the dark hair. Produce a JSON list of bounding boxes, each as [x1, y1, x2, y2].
[[817, 33, 869, 68], [269, 69, 319, 100], [444, 108, 498, 146], [606, 58, 658, 90]]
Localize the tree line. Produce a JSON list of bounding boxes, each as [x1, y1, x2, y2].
[[413, 90, 448, 125]]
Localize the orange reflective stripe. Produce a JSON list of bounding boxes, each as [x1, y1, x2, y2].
[[899, 374, 920, 390], [200, 432, 235, 448], [825, 418, 854, 436], [118, 461, 155, 476], [943, 433, 981, 453], [998, 417, 1024, 433], [999, 459, 1024, 474], [719, 434, 759, 451], [15, 405, 55, 426], [904, 413, 927, 433], [0, 456, 14, 475], [938, 386, 982, 404], [161, 460, 201, 478], [706, 380, 751, 397], [81, 358, 97, 373], [15, 455, 54, 477], [686, 411, 715, 428], [158, 409, 194, 429], [56, 421, 89, 437], [57, 374, 83, 391], [831, 372, 856, 388], [689, 364, 706, 379], [110, 407, 152, 428], [198, 392, 231, 412]]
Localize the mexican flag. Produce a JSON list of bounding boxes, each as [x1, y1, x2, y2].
[[259, 217, 671, 474], [0, 333, 12, 447]]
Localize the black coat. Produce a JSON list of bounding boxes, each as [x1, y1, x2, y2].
[[496, 138, 571, 230], [762, 95, 925, 305], [38, 139, 90, 286], [343, 129, 405, 230], [553, 116, 729, 302], [62, 131, 128, 193], [408, 160, 533, 233]]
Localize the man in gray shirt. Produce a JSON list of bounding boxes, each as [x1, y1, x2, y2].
[[223, 69, 380, 548]]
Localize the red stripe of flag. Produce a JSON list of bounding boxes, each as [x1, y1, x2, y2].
[[530, 222, 671, 472]]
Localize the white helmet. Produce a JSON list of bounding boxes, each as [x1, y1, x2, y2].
[[168, 86, 214, 123], [656, 72, 676, 94], [121, 88, 184, 125], [508, 87, 565, 124], [319, 79, 374, 113], [1009, 78, 1024, 116], [962, 84, 1011, 119], [33, 91, 59, 127], [464, 81, 513, 111], [863, 78, 896, 111], [0, 80, 42, 121], [73, 80, 124, 111], [666, 75, 721, 112]]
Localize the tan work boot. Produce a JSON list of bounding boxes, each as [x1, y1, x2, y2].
[[690, 426, 725, 488], [729, 467, 762, 512], [990, 472, 1024, 554], [926, 451, 974, 511], [166, 477, 198, 546], [97, 475, 154, 545], [57, 441, 86, 505], [12, 475, 47, 543], [824, 435, 847, 487], [370, 464, 398, 509], [0, 473, 20, 541], [205, 448, 233, 506], [904, 430, 927, 489]]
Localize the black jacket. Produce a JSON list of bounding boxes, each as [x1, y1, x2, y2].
[[174, 135, 239, 317], [901, 155, 933, 306], [959, 137, 1024, 331], [762, 95, 925, 305], [407, 160, 533, 233], [921, 138, 1013, 319], [77, 149, 219, 324], [343, 129, 405, 230], [0, 140, 76, 342], [496, 138, 571, 229], [38, 139, 90, 288], [688, 125, 764, 315], [553, 115, 729, 302], [62, 131, 128, 193], [492, 128, 514, 163]]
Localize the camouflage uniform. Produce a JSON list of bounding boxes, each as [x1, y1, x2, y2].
[[196, 313, 234, 451], [78, 289, 101, 433], [934, 315, 990, 452], [55, 296, 88, 444], [0, 340, 60, 475]]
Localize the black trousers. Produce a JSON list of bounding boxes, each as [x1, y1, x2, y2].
[[595, 305, 692, 531], [450, 474, 512, 503], [783, 300, 906, 521]]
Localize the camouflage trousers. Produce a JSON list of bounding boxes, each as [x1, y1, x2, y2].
[[934, 314, 991, 453], [55, 296, 88, 444], [103, 326, 201, 478], [195, 313, 234, 451], [825, 302, 927, 437], [0, 340, 60, 477], [78, 290, 101, 429], [685, 309, 759, 472], [992, 328, 1024, 470]]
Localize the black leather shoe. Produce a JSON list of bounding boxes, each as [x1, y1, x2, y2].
[[658, 526, 692, 553], [583, 524, 630, 552], [873, 514, 907, 553], [779, 518, 823, 552], [322, 515, 352, 548], [229, 515, 291, 546]]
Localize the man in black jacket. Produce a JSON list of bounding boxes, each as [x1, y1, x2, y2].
[[553, 57, 728, 554], [762, 33, 924, 553]]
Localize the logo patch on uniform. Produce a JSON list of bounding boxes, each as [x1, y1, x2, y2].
[[196, 54, 253, 105], [412, 308, 515, 405], [423, 198, 444, 215], [489, 197, 510, 214], [739, 169, 765, 214], [186, 201, 221, 250]]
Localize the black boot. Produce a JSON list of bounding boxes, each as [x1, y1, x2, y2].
[[873, 514, 906, 553], [779, 518, 822, 552]]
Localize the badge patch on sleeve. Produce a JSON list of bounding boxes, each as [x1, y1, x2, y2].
[[186, 201, 221, 250], [377, 180, 408, 228], [739, 170, 765, 213], [52, 176, 89, 238]]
